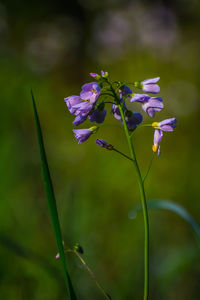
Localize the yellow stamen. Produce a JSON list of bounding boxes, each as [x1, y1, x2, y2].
[[91, 88, 97, 94], [152, 144, 158, 152], [152, 122, 159, 128], [89, 126, 99, 133]]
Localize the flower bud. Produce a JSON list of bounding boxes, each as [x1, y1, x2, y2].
[[74, 243, 84, 254], [90, 73, 101, 80], [100, 70, 108, 78], [96, 139, 114, 150]]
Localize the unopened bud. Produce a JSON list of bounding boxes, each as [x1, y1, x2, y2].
[[96, 139, 114, 150], [101, 70, 108, 78], [74, 243, 84, 254]]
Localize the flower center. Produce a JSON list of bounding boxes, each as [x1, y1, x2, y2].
[[152, 122, 159, 128], [91, 88, 97, 94], [89, 126, 99, 133]]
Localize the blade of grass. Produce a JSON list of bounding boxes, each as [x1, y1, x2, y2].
[[130, 199, 200, 246], [31, 90, 76, 299]]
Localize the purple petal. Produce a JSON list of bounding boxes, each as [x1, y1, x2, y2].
[[80, 90, 93, 100], [142, 77, 160, 84], [157, 146, 161, 156], [124, 112, 143, 131], [111, 104, 121, 120], [151, 97, 163, 102], [142, 84, 160, 94], [159, 118, 177, 126], [73, 129, 92, 144], [159, 125, 175, 132], [80, 82, 101, 103], [96, 139, 108, 147], [119, 85, 132, 99], [153, 129, 163, 145], [81, 82, 95, 91], [90, 93, 100, 104], [142, 99, 164, 118], [90, 73, 98, 78], [130, 94, 150, 103], [159, 118, 177, 131], [73, 114, 88, 126], [64, 95, 83, 114], [72, 101, 93, 116], [89, 109, 106, 124]]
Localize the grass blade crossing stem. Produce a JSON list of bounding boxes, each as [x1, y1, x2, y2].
[[31, 91, 76, 300]]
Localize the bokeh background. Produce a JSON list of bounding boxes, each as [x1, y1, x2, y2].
[[1, 0, 200, 299]]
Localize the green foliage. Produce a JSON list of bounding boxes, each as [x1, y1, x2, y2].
[[132, 200, 200, 245], [31, 91, 76, 300]]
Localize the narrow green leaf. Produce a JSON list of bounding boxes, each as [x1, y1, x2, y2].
[[131, 199, 200, 244], [31, 91, 76, 299]]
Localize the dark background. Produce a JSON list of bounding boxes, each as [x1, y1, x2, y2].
[[0, 0, 200, 299]]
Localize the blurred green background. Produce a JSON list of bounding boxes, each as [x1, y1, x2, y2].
[[1, 0, 200, 299]]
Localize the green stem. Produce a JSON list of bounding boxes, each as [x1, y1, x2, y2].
[[68, 250, 111, 300], [98, 93, 115, 99], [118, 105, 149, 300], [138, 124, 153, 128], [113, 148, 133, 162], [143, 153, 155, 183], [130, 124, 152, 138]]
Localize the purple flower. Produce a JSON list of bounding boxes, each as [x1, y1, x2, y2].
[[70, 101, 94, 125], [73, 114, 88, 126], [119, 85, 132, 99], [142, 97, 164, 118], [64, 95, 83, 114], [152, 118, 177, 131], [73, 126, 98, 144], [130, 94, 150, 103], [89, 108, 107, 124], [125, 112, 143, 131], [152, 118, 177, 155], [141, 77, 160, 94], [80, 82, 101, 103], [73, 128, 92, 144], [111, 104, 122, 120], [111, 102, 126, 121], [152, 129, 163, 155], [72, 101, 93, 116], [96, 139, 114, 150]]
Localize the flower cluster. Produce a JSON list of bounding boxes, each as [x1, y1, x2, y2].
[[64, 72, 177, 155]]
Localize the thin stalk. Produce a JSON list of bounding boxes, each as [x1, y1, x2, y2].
[[98, 93, 115, 99], [103, 101, 115, 105], [68, 250, 111, 300], [138, 124, 153, 128], [130, 124, 152, 138], [143, 154, 155, 183], [118, 104, 149, 300], [113, 148, 133, 162]]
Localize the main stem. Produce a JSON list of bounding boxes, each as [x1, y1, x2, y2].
[[118, 105, 149, 300]]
